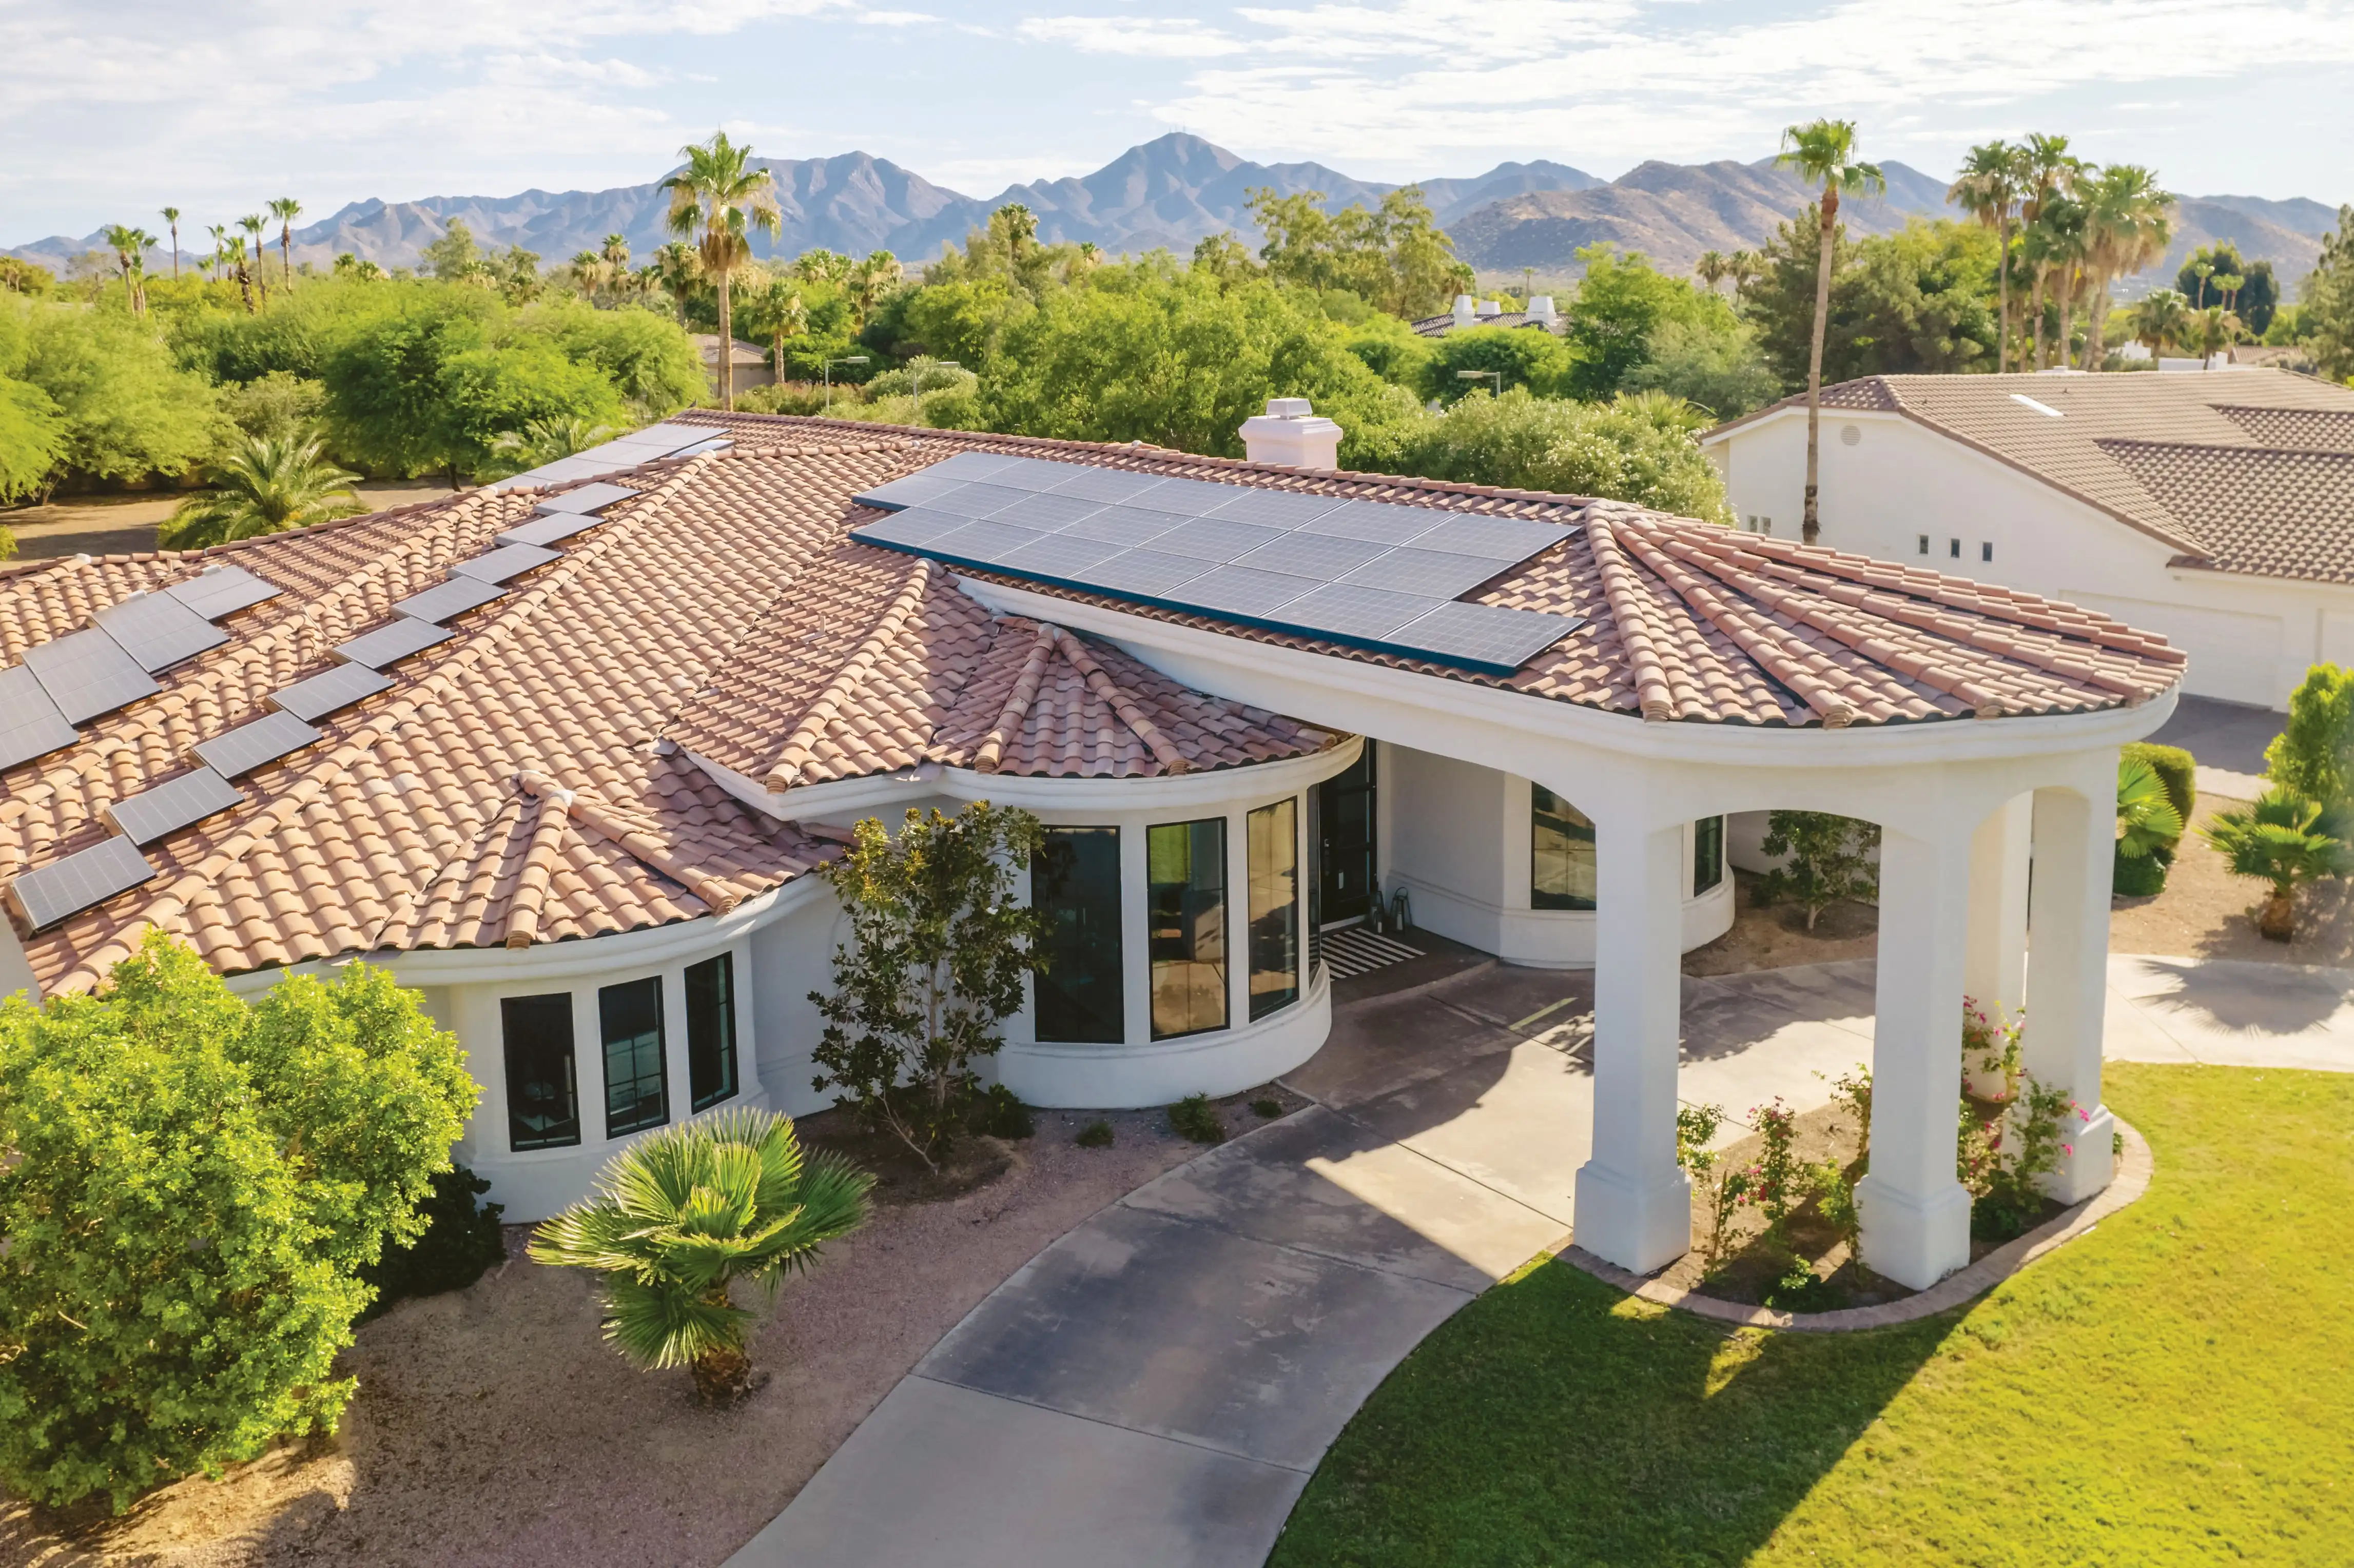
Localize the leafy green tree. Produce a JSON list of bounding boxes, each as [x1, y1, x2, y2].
[[1339, 311, 1437, 389], [1757, 810, 1880, 929], [530, 1108, 872, 1404], [1622, 316, 1781, 419], [1775, 118, 1885, 544], [1, 257, 56, 296], [2203, 788, 2352, 941], [1372, 387, 1734, 523], [160, 430, 367, 548], [217, 368, 328, 442], [1192, 230, 1263, 283], [510, 295, 704, 411], [11, 298, 218, 484], [2177, 240, 2278, 332], [420, 217, 483, 282], [0, 303, 66, 503], [437, 337, 625, 477], [662, 130, 783, 409], [1561, 244, 1727, 400], [810, 802, 1046, 1172], [316, 284, 500, 476], [2302, 205, 2354, 382], [1247, 184, 1474, 317], [1424, 323, 1572, 403], [2265, 663, 2354, 807], [900, 275, 1028, 371], [0, 934, 476, 1511], [1741, 218, 1998, 389]]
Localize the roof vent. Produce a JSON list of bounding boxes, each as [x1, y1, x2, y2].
[[1238, 398, 1343, 471], [1475, 299, 1502, 317], [2009, 393, 2065, 419], [1527, 295, 1556, 323], [1452, 293, 1475, 328]]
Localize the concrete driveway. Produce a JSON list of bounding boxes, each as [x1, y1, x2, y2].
[[727, 951, 2354, 1568]]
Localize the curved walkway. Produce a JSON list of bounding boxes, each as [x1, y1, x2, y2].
[[727, 953, 2354, 1568]]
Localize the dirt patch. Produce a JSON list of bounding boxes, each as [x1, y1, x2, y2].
[[1681, 869, 1878, 977], [2111, 792, 2354, 966], [0, 1086, 1295, 1567]]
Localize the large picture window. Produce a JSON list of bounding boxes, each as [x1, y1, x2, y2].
[[1694, 816, 1725, 896], [1532, 785, 1598, 911], [502, 993, 579, 1151], [1248, 799, 1299, 1021], [1035, 826, 1124, 1043], [1148, 817, 1228, 1039], [685, 954, 738, 1111], [600, 976, 669, 1138]]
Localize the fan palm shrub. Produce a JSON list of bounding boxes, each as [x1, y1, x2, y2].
[[530, 1107, 872, 1404], [160, 430, 367, 550], [2114, 754, 2187, 895], [488, 416, 618, 477], [2201, 788, 2352, 941]]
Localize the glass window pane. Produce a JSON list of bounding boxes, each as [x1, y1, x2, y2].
[[1248, 799, 1299, 1021], [1531, 783, 1598, 911], [600, 976, 668, 1138], [686, 954, 738, 1111], [1694, 816, 1725, 896], [1035, 827, 1125, 1044], [1148, 818, 1228, 1040], [503, 993, 578, 1150]]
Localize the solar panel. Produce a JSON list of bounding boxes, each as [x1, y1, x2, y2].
[[1143, 517, 1286, 562], [924, 519, 1050, 563], [103, 767, 244, 846], [1391, 601, 1582, 673], [977, 459, 1073, 493], [1056, 507, 1181, 547], [993, 491, 1107, 531], [94, 592, 230, 672], [852, 509, 980, 550], [334, 618, 455, 669], [1045, 466, 1171, 504], [269, 663, 393, 722], [670, 437, 732, 456], [1067, 550, 1214, 597], [1230, 532, 1394, 580], [1274, 582, 1450, 641], [1298, 500, 1447, 546], [1170, 565, 1320, 618], [7, 837, 157, 931], [1124, 478, 1246, 519], [924, 451, 1030, 482], [189, 710, 322, 778], [853, 471, 971, 511], [535, 482, 640, 516], [166, 564, 284, 620], [24, 630, 162, 724], [924, 482, 1033, 520], [450, 543, 562, 584], [1407, 515, 1574, 563], [1202, 488, 1346, 530], [991, 533, 1128, 580], [558, 439, 669, 470], [393, 577, 509, 624], [499, 513, 606, 548], [631, 421, 722, 450], [1339, 547, 1512, 599], [0, 665, 78, 771]]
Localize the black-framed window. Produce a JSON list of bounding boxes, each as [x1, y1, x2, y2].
[[1148, 817, 1228, 1040], [1695, 816, 1725, 896], [1035, 826, 1125, 1044], [686, 954, 738, 1111], [1532, 785, 1598, 911], [600, 976, 669, 1138], [503, 993, 579, 1151], [1248, 798, 1299, 1021]]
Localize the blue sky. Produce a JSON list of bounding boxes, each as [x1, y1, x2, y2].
[[7, 0, 2351, 242]]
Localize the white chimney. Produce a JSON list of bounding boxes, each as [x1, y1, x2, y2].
[[1240, 397, 1343, 470], [1451, 293, 1475, 328], [1475, 299, 1502, 317], [1527, 295, 1555, 323]]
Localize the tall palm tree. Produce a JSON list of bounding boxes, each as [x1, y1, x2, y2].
[[2016, 133, 2081, 369], [269, 197, 302, 286], [1774, 118, 1883, 546], [160, 206, 181, 281], [653, 240, 701, 326], [567, 250, 606, 299], [2079, 164, 2173, 368], [2193, 304, 2243, 368], [757, 280, 808, 380], [159, 432, 367, 550], [238, 213, 269, 306], [100, 224, 155, 316], [531, 1107, 872, 1405], [1727, 249, 1761, 295], [847, 249, 901, 329], [660, 131, 782, 410], [1948, 140, 2025, 371], [1694, 249, 1729, 294]]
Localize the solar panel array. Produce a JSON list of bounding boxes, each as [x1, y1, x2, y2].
[[334, 618, 455, 670], [23, 631, 163, 724], [452, 543, 562, 584], [166, 564, 285, 621], [849, 452, 1585, 675], [0, 666, 77, 771], [491, 423, 727, 490], [270, 663, 394, 722], [190, 711, 322, 779], [7, 837, 156, 933], [393, 577, 509, 624], [95, 593, 230, 672]]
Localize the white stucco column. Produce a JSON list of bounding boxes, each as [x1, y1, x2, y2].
[[1857, 821, 1975, 1290], [1572, 817, 1689, 1273], [1961, 793, 2031, 1095], [2023, 774, 2119, 1203]]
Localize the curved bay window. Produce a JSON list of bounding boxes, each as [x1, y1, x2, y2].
[[1694, 816, 1725, 896], [1035, 826, 1125, 1043], [1248, 799, 1299, 1020], [1149, 817, 1228, 1039], [503, 993, 579, 1150], [1531, 785, 1598, 911], [685, 953, 739, 1111], [600, 977, 669, 1138]]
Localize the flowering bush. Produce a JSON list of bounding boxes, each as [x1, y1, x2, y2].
[[1969, 1073, 2086, 1240], [1961, 994, 2024, 1102]]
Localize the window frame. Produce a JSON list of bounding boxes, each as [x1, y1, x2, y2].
[[1033, 825, 1126, 1045], [685, 953, 739, 1112], [599, 975, 670, 1139], [1530, 783, 1599, 912], [1694, 815, 1725, 896], [1147, 816, 1230, 1041], [1247, 798, 1300, 1022], [502, 992, 581, 1152]]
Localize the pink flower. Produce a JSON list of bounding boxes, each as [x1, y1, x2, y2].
[[2063, 1143, 2074, 1155]]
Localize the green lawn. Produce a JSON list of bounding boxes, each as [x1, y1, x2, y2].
[[1270, 1064, 2353, 1567]]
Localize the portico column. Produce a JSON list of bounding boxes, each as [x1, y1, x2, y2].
[[2023, 775, 2120, 1203], [1572, 817, 1689, 1273], [1961, 794, 2031, 1095], [1857, 822, 1975, 1290]]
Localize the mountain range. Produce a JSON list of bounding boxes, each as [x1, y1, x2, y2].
[[6, 133, 2336, 293]]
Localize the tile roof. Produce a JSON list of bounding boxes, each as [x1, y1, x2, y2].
[[0, 411, 2183, 995], [1408, 310, 1568, 339], [1709, 369, 2354, 580]]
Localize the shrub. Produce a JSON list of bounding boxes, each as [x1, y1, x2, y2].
[[1075, 1118, 1115, 1148], [1755, 810, 1880, 929], [2266, 663, 2354, 808], [2201, 787, 2354, 940], [1677, 1103, 1746, 1269], [968, 1083, 1036, 1140], [2113, 850, 2168, 896], [358, 1165, 505, 1319], [0, 934, 475, 1511], [1961, 997, 2023, 1101], [1742, 1099, 1805, 1241], [1971, 1075, 2084, 1240], [735, 380, 843, 415], [2122, 741, 2195, 830], [1169, 1092, 1225, 1145], [1250, 1096, 1284, 1119]]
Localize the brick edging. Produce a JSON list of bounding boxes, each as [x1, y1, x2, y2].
[[1555, 1118, 2156, 1333]]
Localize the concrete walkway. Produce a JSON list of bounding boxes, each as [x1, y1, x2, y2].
[[728, 953, 2354, 1568]]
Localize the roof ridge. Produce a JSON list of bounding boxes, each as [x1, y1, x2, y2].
[[519, 770, 751, 915], [1047, 626, 1190, 773], [972, 621, 1058, 774], [1584, 521, 1675, 721], [502, 786, 573, 949], [764, 557, 937, 791], [2095, 435, 2354, 460]]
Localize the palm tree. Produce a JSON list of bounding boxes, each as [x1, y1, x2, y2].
[[238, 213, 269, 306], [530, 1107, 872, 1405], [161, 206, 181, 281], [1948, 141, 2025, 371], [1774, 118, 1883, 546], [2130, 289, 2192, 358], [661, 131, 783, 410], [100, 224, 155, 316], [757, 281, 808, 381], [2079, 165, 2173, 368], [490, 417, 618, 476], [2188, 260, 2216, 309], [847, 249, 901, 329], [1727, 249, 1761, 295], [2211, 271, 2245, 316], [2016, 133, 2081, 369], [653, 241, 700, 325], [567, 250, 606, 299], [160, 432, 367, 550], [1695, 249, 1729, 294], [269, 198, 302, 286], [2202, 788, 2352, 940], [2116, 756, 2185, 864], [2193, 304, 2243, 368]]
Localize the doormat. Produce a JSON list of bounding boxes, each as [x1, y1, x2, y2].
[[1322, 925, 1424, 979]]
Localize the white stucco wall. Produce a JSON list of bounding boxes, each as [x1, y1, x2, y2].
[[1708, 408, 2354, 709]]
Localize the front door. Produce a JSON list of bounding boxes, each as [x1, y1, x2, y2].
[[1316, 745, 1377, 927]]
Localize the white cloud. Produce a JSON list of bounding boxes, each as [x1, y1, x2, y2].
[[1019, 15, 1255, 55]]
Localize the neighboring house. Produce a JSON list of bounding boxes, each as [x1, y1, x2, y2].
[[0, 405, 2181, 1286], [693, 333, 774, 393], [1702, 369, 2354, 708], [1410, 292, 1567, 338]]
